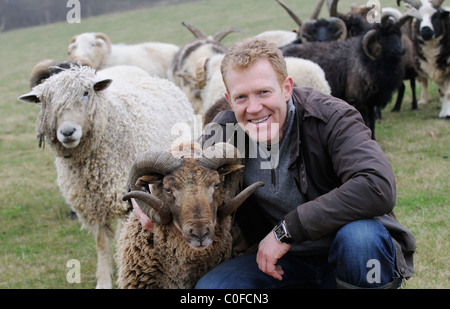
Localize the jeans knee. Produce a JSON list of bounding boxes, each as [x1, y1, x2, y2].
[[329, 219, 396, 287]]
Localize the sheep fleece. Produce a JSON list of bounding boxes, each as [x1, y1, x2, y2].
[[116, 213, 233, 289]]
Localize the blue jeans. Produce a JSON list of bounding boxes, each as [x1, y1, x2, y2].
[[195, 219, 397, 289]]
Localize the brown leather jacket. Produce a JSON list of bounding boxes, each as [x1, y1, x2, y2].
[[202, 87, 415, 279]]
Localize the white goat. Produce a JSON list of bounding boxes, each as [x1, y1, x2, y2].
[[68, 32, 179, 79], [18, 65, 195, 288], [168, 22, 241, 114]]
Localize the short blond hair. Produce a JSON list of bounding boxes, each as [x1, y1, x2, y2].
[[221, 38, 288, 92]]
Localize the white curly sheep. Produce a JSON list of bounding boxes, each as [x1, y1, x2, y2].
[[18, 65, 195, 288]]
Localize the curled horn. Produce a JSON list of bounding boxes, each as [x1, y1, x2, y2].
[[396, 0, 422, 9], [95, 32, 112, 53], [430, 0, 444, 9], [213, 26, 243, 42], [122, 150, 183, 224], [328, 0, 339, 17], [182, 21, 207, 39], [275, 0, 303, 28], [311, 0, 326, 19], [362, 29, 379, 61]]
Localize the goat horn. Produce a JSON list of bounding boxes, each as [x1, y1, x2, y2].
[[213, 27, 243, 42], [275, 0, 303, 27], [430, 0, 444, 8], [125, 150, 183, 223], [396, 13, 414, 28], [198, 142, 242, 170], [329, 17, 347, 40], [396, 0, 422, 9], [94, 32, 112, 53], [122, 191, 172, 224], [328, 0, 338, 17], [182, 21, 207, 39], [311, 0, 326, 19], [219, 181, 265, 217], [362, 29, 378, 61]]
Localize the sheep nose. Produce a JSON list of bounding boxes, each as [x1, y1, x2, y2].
[[61, 127, 76, 137], [421, 26, 435, 41], [190, 227, 209, 243]]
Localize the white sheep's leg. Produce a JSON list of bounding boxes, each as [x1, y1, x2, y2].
[[94, 224, 113, 289]]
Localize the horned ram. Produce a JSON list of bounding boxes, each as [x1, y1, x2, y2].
[[116, 142, 264, 288]]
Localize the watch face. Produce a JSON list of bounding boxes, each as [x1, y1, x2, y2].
[[274, 224, 286, 240]]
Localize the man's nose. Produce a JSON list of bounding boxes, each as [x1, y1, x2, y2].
[[246, 96, 263, 114]]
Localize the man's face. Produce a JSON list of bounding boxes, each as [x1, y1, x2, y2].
[[224, 58, 293, 145]]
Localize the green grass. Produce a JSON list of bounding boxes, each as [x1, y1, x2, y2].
[[0, 0, 448, 289]]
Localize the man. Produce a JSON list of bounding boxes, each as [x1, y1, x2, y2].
[[134, 38, 415, 288]]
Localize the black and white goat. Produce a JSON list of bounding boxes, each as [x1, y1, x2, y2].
[[398, 0, 450, 119], [281, 14, 412, 139]]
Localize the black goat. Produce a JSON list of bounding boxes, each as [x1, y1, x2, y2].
[[281, 15, 411, 139]]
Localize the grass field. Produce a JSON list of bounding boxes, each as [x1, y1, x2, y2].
[[0, 0, 448, 289]]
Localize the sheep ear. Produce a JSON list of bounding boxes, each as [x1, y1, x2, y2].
[[93, 79, 112, 92], [18, 92, 40, 104]]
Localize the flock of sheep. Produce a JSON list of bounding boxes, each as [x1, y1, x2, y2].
[[17, 0, 450, 289]]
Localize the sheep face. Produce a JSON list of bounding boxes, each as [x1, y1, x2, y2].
[[18, 67, 112, 152], [148, 159, 237, 249], [123, 143, 264, 251], [68, 33, 111, 69]]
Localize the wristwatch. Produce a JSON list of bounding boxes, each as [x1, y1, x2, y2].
[[273, 220, 293, 244]]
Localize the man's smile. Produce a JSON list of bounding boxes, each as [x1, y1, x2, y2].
[[250, 115, 270, 124]]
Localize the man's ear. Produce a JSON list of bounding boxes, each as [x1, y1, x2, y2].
[[225, 92, 233, 106], [283, 76, 294, 102]]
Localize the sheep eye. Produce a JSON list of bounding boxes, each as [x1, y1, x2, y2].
[[83, 91, 89, 97], [165, 188, 172, 194], [214, 183, 220, 189]]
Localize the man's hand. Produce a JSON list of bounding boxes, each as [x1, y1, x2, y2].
[[256, 231, 292, 280], [131, 198, 154, 232]]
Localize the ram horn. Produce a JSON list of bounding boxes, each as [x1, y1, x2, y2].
[[311, 0, 326, 19], [362, 29, 379, 61], [328, 0, 339, 17], [430, 0, 444, 9], [396, 0, 422, 10], [123, 150, 183, 224], [182, 21, 207, 40], [213, 27, 243, 42], [219, 181, 265, 217], [198, 142, 244, 204], [122, 190, 172, 225], [275, 0, 303, 28], [94, 32, 112, 54]]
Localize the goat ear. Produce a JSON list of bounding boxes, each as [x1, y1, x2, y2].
[[93, 79, 112, 92], [18, 92, 40, 104], [218, 164, 244, 176]]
